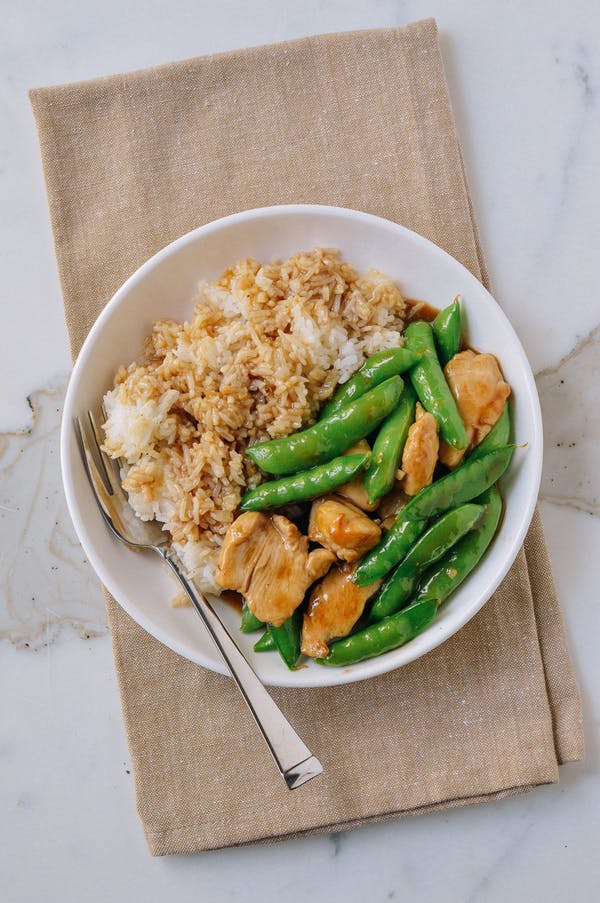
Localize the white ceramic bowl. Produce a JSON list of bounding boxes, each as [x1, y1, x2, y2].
[[61, 205, 542, 687]]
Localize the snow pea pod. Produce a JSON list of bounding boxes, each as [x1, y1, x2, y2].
[[415, 486, 503, 605], [364, 383, 417, 505], [316, 597, 437, 666], [254, 629, 276, 652], [240, 602, 264, 633], [247, 377, 404, 475], [405, 445, 513, 520], [354, 516, 428, 587], [469, 403, 511, 462], [320, 347, 418, 418], [405, 321, 467, 449], [240, 452, 369, 511], [366, 503, 484, 624], [270, 609, 303, 670], [432, 297, 462, 366], [353, 445, 513, 586]]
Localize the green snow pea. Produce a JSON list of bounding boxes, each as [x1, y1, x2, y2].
[[353, 445, 514, 586], [316, 597, 437, 667], [353, 516, 428, 587], [240, 603, 264, 633], [364, 383, 417, 505], [246, 376, 404, 475], [469, 403, 511, 462], [239, 453, 369, 511], [253, 630, 276, 652], [404, 445, 513, 521], [365, 503, 484, 624], [270, 609, 303, 670], [405, 320, 468, 449], [432, 298, 462, 366], [318, 488, 503, 666], [415, 486, 503, 606], [321, 347, 418, 418]]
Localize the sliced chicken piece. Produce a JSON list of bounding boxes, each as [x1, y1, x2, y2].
[[301, 562, 381, 658], [439, 350, 511, 468], [376, 484, 411, 531], [309, 496, 381, 562], [215, 512, 334, 627], [439, 443, 463, 469], [336, 440, 379, 512], [377, 484, 411, 522], [400, 402, 439, 496]]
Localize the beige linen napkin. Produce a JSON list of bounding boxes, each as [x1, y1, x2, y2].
[[31, 19, 583, 855]]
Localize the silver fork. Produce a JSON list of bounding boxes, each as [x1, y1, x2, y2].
[[74, 407, 323, 790]]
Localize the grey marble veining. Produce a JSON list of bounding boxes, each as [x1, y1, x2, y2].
[[553, 41, 595, 214], [0, 379, 106, 648], [537, 324, 600, 515]]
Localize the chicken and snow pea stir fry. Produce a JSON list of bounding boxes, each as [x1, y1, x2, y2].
[[215, 299, 513, 669]]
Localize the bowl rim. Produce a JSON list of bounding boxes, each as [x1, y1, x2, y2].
[[61, 203, 543, 687]]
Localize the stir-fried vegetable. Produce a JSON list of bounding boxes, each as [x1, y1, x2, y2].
[[246, 376, 403, 475], [270, 610, 303, 670], [320, 347, 418, 418], [405, 320, 468, 449], [432, 297, 462, 366], [469, 402, 511, 461], [254, 630, 276, 652], [366, 503, 484, 624], [353, 445, 513, 586], [415, 487, 503, 606], [240, 602, 264, 633], [364, 383, 416, 505], [240, 453, 370, 511], [316, 598, 438, 666]]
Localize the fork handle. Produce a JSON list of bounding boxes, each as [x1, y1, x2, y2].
[[161, 550, 323, 790]]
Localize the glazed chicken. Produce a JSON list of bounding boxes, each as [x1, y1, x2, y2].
[[308, 496, 381, 562], [301, 562, 382, 658], [400, 402, 439, 496], [215, 512, 334, 627], [439, 350, 511, 468], [377, 484, 411, 531], [335, 440, 379, 512]]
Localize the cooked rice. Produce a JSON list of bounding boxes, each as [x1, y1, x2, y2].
[[102, 248, 406, 593]]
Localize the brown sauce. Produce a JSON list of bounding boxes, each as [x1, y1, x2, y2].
[[220, 590, 244, 613], [405, 298, 440, 323], [406, 298, 470, 353]]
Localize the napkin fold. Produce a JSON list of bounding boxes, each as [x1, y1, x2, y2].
[[31, 18, 583, 855]]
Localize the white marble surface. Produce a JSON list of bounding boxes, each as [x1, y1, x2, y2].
[[1, 1, 599, 900]]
